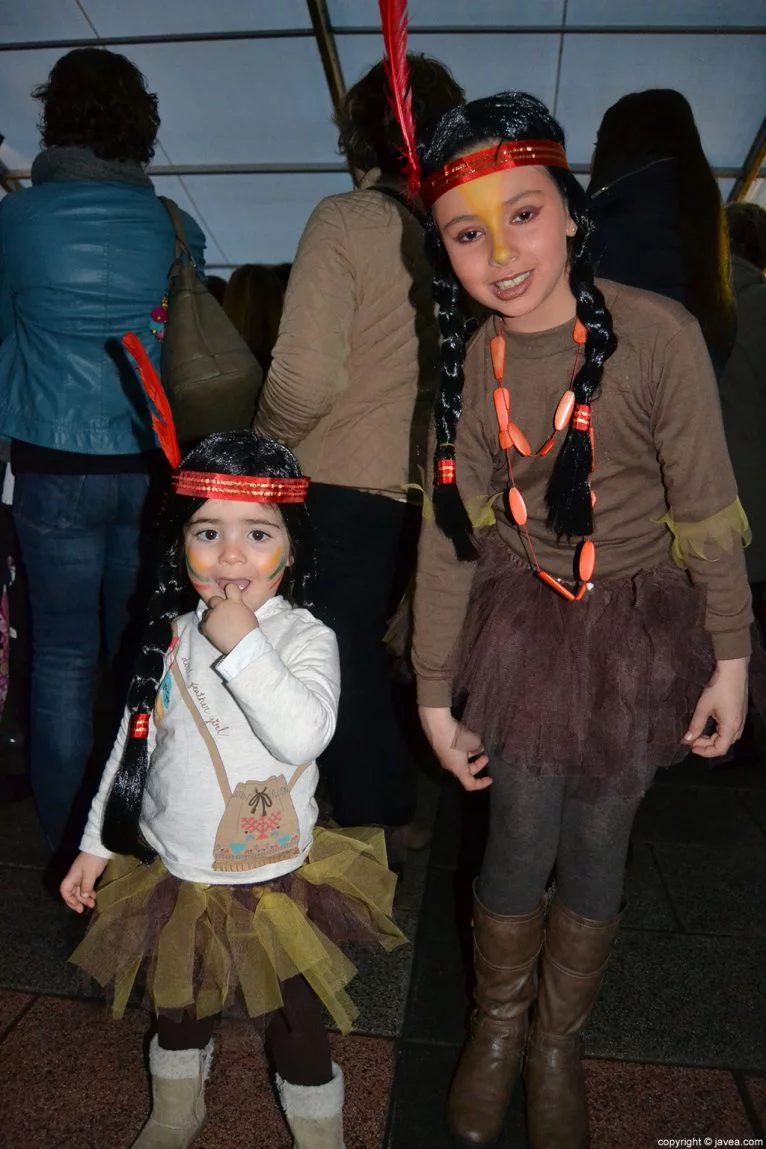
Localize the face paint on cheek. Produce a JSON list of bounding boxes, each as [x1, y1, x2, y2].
[[261, 546, 287, 591], [185, 550, 215, 593], [459, 172, 511, 265]]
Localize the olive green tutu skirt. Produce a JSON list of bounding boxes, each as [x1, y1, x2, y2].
[[69, 826, 406, 1034]]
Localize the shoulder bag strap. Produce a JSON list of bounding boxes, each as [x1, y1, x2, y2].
[[169, 649, 313, 800], [158, 195, 197, 267], [170, 657, 233, 803]]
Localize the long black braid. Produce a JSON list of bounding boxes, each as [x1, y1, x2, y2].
[[418, 92, 617, 551], [101, 430, 314, 861]]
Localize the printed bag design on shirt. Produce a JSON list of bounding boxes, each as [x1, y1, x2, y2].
[[169, 657, 309, 873]]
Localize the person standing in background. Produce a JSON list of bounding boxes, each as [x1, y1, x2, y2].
[[0, 48, 206, 858], [587, 89, 736, 377], [254, 55, 465, 865], [719, 203, 766, 619], [223, 264, 286, 377]]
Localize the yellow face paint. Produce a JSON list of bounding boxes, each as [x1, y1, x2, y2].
[[456, 170, 512, 265]]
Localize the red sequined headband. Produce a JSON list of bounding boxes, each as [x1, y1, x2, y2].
[[121, 333, 309, 505], [419, 140, 570, 210], [171, 472, 310, 503]]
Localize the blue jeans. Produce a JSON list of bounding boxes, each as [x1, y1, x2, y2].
[[13, 471, 153, 850]]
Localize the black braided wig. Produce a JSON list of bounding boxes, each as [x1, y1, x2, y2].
[[101, 431, 314, 861], [418, 91, 617, 554]]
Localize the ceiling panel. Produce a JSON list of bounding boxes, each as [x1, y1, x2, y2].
[[338, 32, 561, 107], [150, 172, 353, 265], [567, 0, 766, 25], [0, 0, 92, 44], [121, 39, 339, 166], [0, 48, 75, 165], [556, 33, 765, 167], [329, 0, 565, 27], [80, 0, 312, 37]]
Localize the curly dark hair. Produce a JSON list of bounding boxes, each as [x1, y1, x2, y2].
[[726, 202, 766, 272], [33, 47, 160, 164], [335, 53, 464, 177], [419, 92, 616, 556], [101, 431, 314, 861]]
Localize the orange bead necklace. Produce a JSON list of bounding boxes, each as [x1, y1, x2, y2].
[[490, 316, 596, 602]]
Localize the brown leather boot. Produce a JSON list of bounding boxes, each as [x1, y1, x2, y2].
[[524, 899, 622, 1149], [447, 891, 545, 1145]]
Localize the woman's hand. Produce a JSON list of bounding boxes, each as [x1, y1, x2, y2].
[[59, 852, 109, 913], [683, 657, 749, 758], [419, 706, 491, 792]]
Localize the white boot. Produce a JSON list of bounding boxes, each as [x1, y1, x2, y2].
[[276, 1062, 345, 1149], [131, 1036, 213, 1149]]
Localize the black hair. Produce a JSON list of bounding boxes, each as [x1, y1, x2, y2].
[[33, 47, 160, 165], [588, 89, 735, 354], [418, 91, 616, 556], [101, 431, 314, 861], [726, 202, 766, 272], [335, 53, 465, 177]]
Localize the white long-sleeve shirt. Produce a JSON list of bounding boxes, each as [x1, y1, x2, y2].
[[80, 596, 340, 885]]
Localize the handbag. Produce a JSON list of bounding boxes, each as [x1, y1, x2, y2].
[[169, 657, 310, 873], [158, 197, 263, 442]]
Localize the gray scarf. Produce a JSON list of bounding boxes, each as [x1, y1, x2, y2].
[[31, 146, 152, 188]]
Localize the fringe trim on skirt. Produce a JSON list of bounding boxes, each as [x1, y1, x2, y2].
[[68, 826, 407, 1034]]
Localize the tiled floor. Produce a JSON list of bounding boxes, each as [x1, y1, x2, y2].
[[1, 752, 765, 1148]]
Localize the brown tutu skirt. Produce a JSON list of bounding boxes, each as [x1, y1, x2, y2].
[[68, 827, 407, 1035], [454, 531, 715, 800]]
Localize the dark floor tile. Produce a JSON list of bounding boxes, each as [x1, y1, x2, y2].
[[332, 1033, 395, 1149], [654, 841, 766, 937], [743, 1074, 766, 1126], [0, 996, 149, 1149], [0, 865, 94, 997], [587, 930, 766, 1069], [0, 995, 393, 1149], [586, 1060, 754, 1148], [0, 795, 48, 869], [428, 778, 488, 872], [387, 1041, 528, 1149], [392, 845, 430, 913], [743, 789, 766, 835], [622, 843, 678, 932], [402, 865, 474, 1046], [656, 756, 766, 789], [632, 785, 761, 845], [341, 911, 417, 1039], [0, 988, 34, 1037]]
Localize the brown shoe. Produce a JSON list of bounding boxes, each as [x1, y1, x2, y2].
[[524, 899, 622, 1149], [447, 891, 545, 1145]]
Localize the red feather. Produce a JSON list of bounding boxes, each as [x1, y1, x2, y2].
[[121, 332, 181, 469], [378, 0, 421, 200]]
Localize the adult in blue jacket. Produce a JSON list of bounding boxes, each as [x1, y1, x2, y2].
[[0, 48, 205, 853]]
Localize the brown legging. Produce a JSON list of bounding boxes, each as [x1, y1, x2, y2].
[[155, 975, 333, 1086]]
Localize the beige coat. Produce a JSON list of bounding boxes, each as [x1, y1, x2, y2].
[[254, 170, 440, 500]]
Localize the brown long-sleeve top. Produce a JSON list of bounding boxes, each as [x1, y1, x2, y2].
[[413, 280, 753, 708]]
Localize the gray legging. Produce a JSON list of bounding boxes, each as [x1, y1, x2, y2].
[[476, 758, 646, 921]]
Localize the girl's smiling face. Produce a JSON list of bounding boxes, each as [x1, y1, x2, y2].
[[433, 161, 578, 333], [183, 499, 291, 614]]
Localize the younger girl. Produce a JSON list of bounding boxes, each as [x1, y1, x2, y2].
[[402, 93, 751, 1147], [60, 348, 404, 1149]]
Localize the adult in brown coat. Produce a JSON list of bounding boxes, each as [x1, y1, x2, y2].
[[254, 55, 464, 846]]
